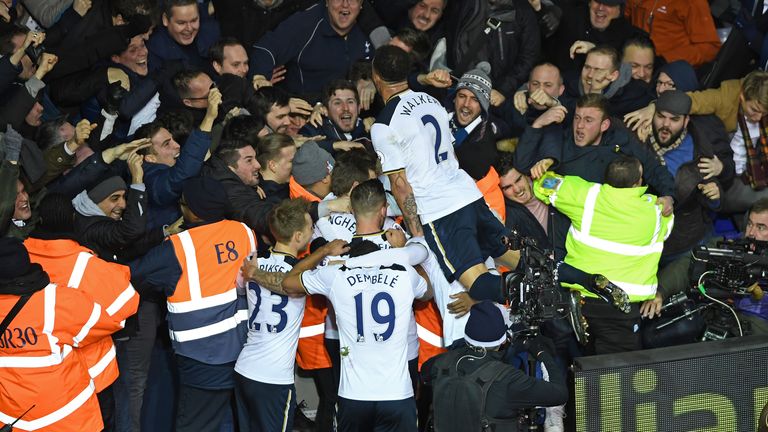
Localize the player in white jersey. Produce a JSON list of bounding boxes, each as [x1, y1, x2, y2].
[[370, 46, 521, 316], [241, 237, 433, 432], [234, 199, 315, 432]]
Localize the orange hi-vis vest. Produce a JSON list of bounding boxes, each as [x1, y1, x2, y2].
[[0, 283, 126, 432], [24, 237, 139, 392], [167, 220, 256, 364], [476, 167, 506, 223], [288, 178, 332, 370], [413, 299, 446, 370]]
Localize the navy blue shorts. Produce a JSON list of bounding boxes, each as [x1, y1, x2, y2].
[[337, 397, 417, 432], [234, 372, 296, 432], [423, 198, 510, 282]]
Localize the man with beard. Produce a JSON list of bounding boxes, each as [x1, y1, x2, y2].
[[300, 79, 370, 156], [250, 86, 292, 135], [517, 93, 675, 259]]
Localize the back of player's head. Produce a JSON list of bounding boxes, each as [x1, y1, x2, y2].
[[372, 45, 412, 83], [268, 198, 312, 243], [350, 179, 387, 216], [605, 155, 642, 188], [331, 150, 377, 197], [347, 239, 381, 258], [256, 133, 294, 167]]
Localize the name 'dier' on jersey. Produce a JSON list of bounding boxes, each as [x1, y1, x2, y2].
[[370, 89, 482, 224]]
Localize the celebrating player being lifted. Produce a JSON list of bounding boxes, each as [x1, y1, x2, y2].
[[369, 46, 520, 307]]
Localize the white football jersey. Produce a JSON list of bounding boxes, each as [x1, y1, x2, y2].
[[301, 263, 427, 401], [371, 89, 482, 224], [235, 250, 305, 385]]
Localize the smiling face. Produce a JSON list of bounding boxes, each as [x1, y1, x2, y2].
[[112, 35, 149, 76], [231, 145, 261, 186], [589, 0, 621, 31], [214, 44, 249, 78], [97, 190, 127, 220], [163, 4, 200, 46], [408, 0, 445, 32], [326, 0, 362, 36], [652, 110, 688, 146], [454, 88, 481, 127], [623, 45, 654, 83], [266, 104, 291, 134], [581, 52, 619, 94], [145, 127, 181, 166], [499, 168, 533, 205], [327, 89, 359, 132], [13, 181, 31, 221]]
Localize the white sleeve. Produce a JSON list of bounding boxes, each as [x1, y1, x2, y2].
[[345, 241, 429, 267], [409, 266, 428, 299], [371, 123, 406, 174], [300, 266, 336, 296]]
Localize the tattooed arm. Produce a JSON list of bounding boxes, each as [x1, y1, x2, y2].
[[240, 239, 351, 297], [388, 170, 424, 237]]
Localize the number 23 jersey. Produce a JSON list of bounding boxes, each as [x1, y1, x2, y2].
[[371, 89, 481, 224], [301, 263, 428, 401], [235, 250, 305, 385]]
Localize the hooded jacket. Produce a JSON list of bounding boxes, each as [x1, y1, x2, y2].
[[563, 63, 655, 118]]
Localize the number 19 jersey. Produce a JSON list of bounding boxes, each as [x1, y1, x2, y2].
[[371, 89, 481, 224], [301, 263, 427, 401], [235, 250, 305, 385]]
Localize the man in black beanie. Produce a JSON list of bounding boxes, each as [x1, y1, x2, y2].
[[130, 176, 257, 432], [424, 301, 567, 432]]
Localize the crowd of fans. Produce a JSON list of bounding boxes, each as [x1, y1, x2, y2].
[[1, 0, 768, 430]]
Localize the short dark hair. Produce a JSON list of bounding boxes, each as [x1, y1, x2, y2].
[[335, 148, 378, 174], [351, 179, 386, 215], [209, 37, 244, 65], [256, 133, 294, 167], [133, 121, 167, 156], [622, 35, 656, 58], [156, 109, 194, 144], [587, 45, 620, 73], [223, 115, 265, 144], [348, 239, 381, 258], [248, 86, 290, 119], [163, 0, 197, 19], [749, 198, 768, 217], [172, 69, 206, 99], [605, 155, 642, 188], [392, 27, 432, 63], [331, 156, 373, 197], [372, 45, 412, 83], [110, 0, 151, 18], [322, 79, 359, 108], [216, 139, 254, 168], [0, 25, 28, 56], [269, 198, 311, 243], [576, 93, 610, 120], [495, 152, 516, 177]]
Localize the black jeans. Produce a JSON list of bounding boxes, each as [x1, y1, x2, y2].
[[582, 298, 642, 355]]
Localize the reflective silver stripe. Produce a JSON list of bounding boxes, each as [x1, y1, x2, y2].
[[177, 231, 202, 301], [241, 222, 256, 253], [73, 304, 101, 347], [88, 344, 116, 379], [43, 284, 62, 359], [298, 323, 325, 338], [416, 323, 443, 348], [0, 381, 96, 431], [579, 184, 601, 235], [169, 309, 248, 342], [613, 279, 657, 297], [0, 345, 72, 368], [568, 226, 664, 256], [281, 389, 292, 432], [167, 288, 238, 314], [67, 252, 92, 288], [650, 203, 662, 245], [105, 283, 137, 317]]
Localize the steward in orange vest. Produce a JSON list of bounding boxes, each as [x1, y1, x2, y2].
[[130, 177, 256, 432], [0, 238, 128, 432]]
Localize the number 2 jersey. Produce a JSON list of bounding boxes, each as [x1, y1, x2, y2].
[[371, 89, 482, 224], [301, 263, 427, 401], [235, 250, 304, 385]]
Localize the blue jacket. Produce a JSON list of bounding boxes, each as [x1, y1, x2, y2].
[[147, 18, 221, 74], [299, 117, 370, 156], [144, 129, 212, 230], [249, 3, 374, 99]]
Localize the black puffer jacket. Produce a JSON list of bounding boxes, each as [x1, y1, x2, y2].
[[444, 0, 541, 97]]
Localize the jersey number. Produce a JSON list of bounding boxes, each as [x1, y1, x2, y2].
[[421, 115, 447, 164], [353, 292, 395, 342], [247, 282, 289, 333]]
